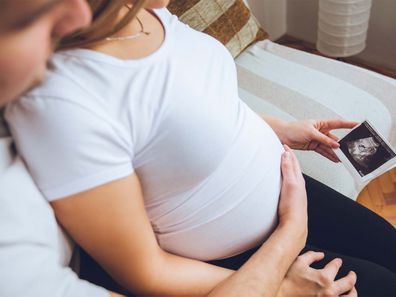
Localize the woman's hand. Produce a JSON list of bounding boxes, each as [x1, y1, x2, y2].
[[282, 119, 358, 163], [277, 251, 358, 297], [278, 145, 308, 245]]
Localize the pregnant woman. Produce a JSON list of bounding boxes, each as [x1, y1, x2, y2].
[[5, 0, 396, 296]]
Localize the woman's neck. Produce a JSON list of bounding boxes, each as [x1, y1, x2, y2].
[[86, 7, 165, 61]]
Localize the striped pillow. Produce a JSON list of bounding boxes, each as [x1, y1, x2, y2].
[[168, 0, 268, 58]]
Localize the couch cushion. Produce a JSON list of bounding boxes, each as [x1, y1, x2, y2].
[[168, 0, 268, 58]]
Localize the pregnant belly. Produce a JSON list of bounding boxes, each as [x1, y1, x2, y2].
[[155, 110, 284, 261], [157, 178, 281, 261]]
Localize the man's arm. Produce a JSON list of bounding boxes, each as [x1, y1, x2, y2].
[[208, 223, 305, 297]]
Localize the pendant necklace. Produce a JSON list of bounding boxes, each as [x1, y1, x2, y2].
[[106, 16, 151, 41]]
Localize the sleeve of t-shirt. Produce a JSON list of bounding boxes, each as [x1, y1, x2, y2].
[[5, 95, 134, 201]]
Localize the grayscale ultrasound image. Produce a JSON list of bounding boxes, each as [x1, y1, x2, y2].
[[339, 121, 396, 177]]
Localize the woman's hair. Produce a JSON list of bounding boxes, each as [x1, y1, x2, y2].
[[59, 0, 147, 50]]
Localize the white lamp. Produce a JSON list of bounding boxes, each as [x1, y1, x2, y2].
[[317, 0, 372, 58]]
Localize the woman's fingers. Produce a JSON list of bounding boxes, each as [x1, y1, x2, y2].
[[334, 271, 357, 295], [320, 258, 343, 282], [312, 119, 358, 148], [281, 145, 293, 179], [327, 132, 339, 142], [315, 145, 340, 163], [284, 144, 303, 176], [292, 150, 303, 176], [282, 144, 299, 176], [313, 129, 340, 148], [298, 251, 325, 266], [320, 119, 359, 131]]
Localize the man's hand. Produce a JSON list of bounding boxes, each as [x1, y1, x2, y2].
[[277, 251, 357, 297]]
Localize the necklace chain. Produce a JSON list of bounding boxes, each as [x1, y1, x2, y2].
[[106, 16, 151, 42]]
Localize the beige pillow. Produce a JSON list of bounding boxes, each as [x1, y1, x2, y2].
[[168, 0, 268, 58]]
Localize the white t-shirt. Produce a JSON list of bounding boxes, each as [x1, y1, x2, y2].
[[0, 137, 109, 297], [6, 8, 284, 261]]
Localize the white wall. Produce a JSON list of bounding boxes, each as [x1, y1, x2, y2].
[[287, 0, 396, 70]]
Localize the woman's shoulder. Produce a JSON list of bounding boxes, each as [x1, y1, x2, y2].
[[154, 7, 174, 20], [5, 56, 104, 128], [19, 52, 98, 105], [153, 7, 180, 29]]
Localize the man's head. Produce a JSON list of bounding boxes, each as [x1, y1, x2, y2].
[[0, 0, 91, 106]]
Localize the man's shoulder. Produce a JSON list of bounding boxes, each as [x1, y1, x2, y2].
[[0, 137, 13, 175], [0, 144, 74, 267]]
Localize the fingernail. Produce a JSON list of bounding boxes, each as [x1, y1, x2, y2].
[[284, 151, 290, 158]]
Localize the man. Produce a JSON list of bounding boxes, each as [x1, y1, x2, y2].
[[0, 1, 122, 296]]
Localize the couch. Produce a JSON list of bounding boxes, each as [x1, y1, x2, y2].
[[237, 1, 396, 200], [236, 38, 396, 200]]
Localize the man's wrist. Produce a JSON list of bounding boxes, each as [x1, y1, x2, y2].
[[277, 220, 307, 250]]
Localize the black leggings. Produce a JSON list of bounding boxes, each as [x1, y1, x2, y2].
[[209, 174, 396, 296], [80, 174, 396, 296]]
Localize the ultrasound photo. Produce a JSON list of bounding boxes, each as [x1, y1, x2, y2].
[[338, 121, 396, 177]]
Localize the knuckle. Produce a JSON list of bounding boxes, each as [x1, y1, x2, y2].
[[296, 254, 305, 260], [286, 178, 298, 186], [318, 272, 332, 286], [352, 288, 358, 297], [347, 274, 356, 286], [281, 163, 291, 172], [321, 288, 335, 296], [297, 251, 312, 261], [282, 179, 296, 188]]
